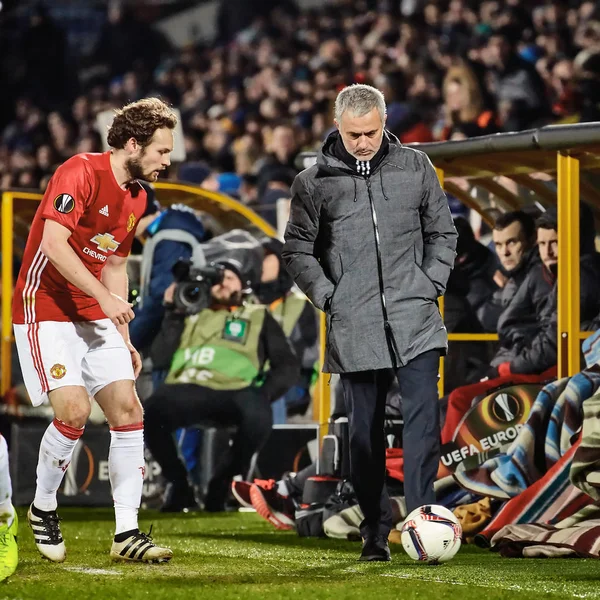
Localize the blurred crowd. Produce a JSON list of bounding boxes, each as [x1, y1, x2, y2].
[[3, 0, 600, 225]]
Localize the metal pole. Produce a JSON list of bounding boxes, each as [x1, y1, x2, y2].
[[556, 153, 580, 377], [316, 312, 329, 439], [1, 193, 14, 397], [435, 167, 445, 397]]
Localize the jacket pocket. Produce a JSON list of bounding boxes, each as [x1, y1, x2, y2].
[[413, 247, 438, 299], [329, 255, 345, 317]]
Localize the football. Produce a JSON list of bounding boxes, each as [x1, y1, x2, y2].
[[400, 504, 462, 564]]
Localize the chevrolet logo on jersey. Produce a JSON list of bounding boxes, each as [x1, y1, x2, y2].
[[90, 233, 120, 253]]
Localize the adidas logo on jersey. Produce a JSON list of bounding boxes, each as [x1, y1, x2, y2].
[[99, 205, 109, 217]]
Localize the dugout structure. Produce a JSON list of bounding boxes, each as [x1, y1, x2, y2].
[[295, 122, 600, 424], [3, 124, 600, 440], [0, 182, 276, 399]]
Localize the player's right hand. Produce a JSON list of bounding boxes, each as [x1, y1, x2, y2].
[[100, 293, 135, 326]]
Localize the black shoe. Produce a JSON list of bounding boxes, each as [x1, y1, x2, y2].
[[359, 535, 391, 562], [160, 482, 198, 512]]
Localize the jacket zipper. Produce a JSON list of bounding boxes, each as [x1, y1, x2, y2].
[[365, 177, 400, 368]]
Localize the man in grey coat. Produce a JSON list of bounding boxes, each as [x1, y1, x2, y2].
[[282, 84, 457, 561]]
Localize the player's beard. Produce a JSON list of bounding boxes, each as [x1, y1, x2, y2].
[[125, 152, 156, 182]]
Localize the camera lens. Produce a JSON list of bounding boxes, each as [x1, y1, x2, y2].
[[184, 286, 201, 304], [174, 280, 211, 314]]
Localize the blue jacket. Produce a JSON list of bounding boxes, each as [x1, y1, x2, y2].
[[130, 205, 206, 352], [147, 204, 207, 300]]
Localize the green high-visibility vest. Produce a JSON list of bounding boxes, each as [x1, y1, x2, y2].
[[165, 304, 266, 390]]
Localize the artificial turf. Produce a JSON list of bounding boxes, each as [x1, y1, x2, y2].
[[3, 507, 600, 599]]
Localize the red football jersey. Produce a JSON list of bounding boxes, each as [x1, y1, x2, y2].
[[13, 152, 148, 324]]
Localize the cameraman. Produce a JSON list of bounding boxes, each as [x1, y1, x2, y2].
[[144, 255, 300, 513]]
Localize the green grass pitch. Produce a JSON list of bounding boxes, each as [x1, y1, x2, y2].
[[3, 507, 600, 599]]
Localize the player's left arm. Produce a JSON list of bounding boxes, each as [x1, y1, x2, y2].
[[102, 254, 142, 378]]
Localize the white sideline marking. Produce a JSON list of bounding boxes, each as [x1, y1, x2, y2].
[[64, 567, 121, 576]]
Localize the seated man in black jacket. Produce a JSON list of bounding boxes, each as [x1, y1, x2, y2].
[[488, 205, 600, 378], [452, 216, 498, 327], [144, 254, 299, 512], [255, 237, 319, 421], [478, 210, 538, 333]]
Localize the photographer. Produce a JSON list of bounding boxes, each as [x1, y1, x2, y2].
[[144, 253, 300, 513]]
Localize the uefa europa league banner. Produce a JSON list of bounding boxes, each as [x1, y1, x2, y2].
[[10, 424, 164, 507], [10, 422, 319, 507], [437, 384, 541, 478]]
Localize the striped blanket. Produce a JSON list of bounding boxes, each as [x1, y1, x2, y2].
[[570, 391, 600, 501], [474, 439, 594, 546], [490, 519, 600, 558], [488, 387, 600, 557], [454, 368, 600, 500]]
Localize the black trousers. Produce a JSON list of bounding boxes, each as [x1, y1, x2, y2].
[[340, 349, 441, 539], [144, 384, 273, 505]]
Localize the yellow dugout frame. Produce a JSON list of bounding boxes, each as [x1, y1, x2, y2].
[[2, 123, 599, 442], [0, 183, 276, 398]]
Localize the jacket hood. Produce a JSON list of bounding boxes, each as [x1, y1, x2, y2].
[[158, 204, 206, 240]]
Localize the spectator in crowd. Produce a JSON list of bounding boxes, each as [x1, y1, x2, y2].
[[375, 69, 434, 143], [256, 123, 300, 200], [485, 25, 550, 130], [443, 264, 494, 393], [90, 3, 171, 79], [144, 253, 299, 513], [573, 47, 600, 123], [254, 237, 319, 422], [21, 5, 70, 111], [479, 210, 539, 333], [438, 63, 499, 140], [452, 216, 499, 327]]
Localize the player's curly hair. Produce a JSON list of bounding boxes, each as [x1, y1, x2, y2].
[[107, 98, 178, 149]]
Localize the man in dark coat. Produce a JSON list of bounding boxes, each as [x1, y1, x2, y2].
[[488, 205, 600, 377], [479, 210, 539, 333], [452, 216, 498, 327], [282, 84, 457, 561]]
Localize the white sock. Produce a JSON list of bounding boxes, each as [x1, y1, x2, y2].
[[0, 436, 13, 528], [109, 424, 144, 535], [34, 419, 83, 512]]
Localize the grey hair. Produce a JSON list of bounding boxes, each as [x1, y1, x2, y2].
[[334, 84, 386, 123]]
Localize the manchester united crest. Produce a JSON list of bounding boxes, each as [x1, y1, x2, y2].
[[50, 364, 67, 379], [127, 212, 136, 233]]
